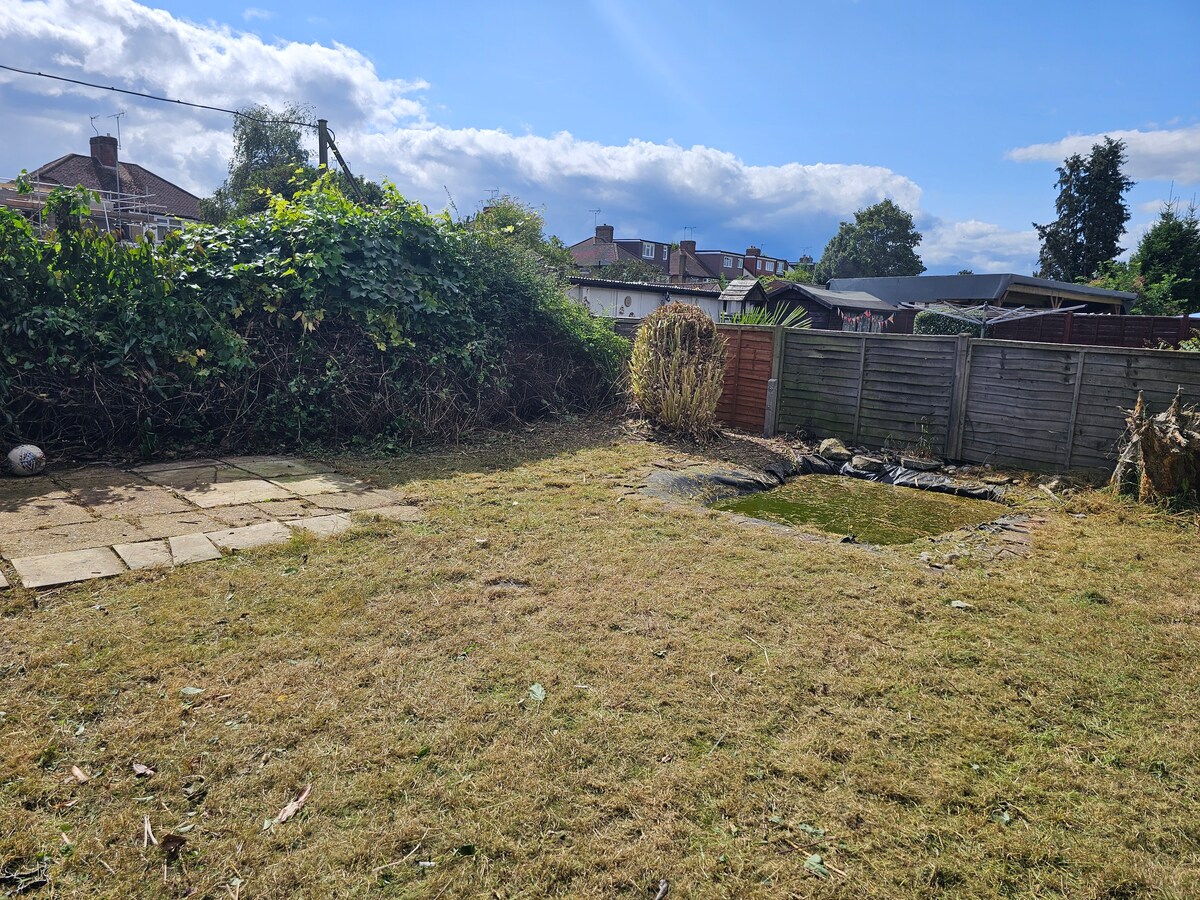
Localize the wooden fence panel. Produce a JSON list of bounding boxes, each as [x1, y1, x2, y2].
[[778, 331, 862, 437], [857, 337, 957, 452], [715, 325, 774, 433]]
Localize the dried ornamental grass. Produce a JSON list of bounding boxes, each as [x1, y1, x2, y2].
[[629, 302, 727, 437]]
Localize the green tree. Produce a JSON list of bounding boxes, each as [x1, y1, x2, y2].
[[1034, 137, 1134, 282], [1088, 260, 1182, 316], [201, 104, 317, 223], [1131, 201, 1200, 313], [462, 194, 575, 276], [814, 199, 925, 283]]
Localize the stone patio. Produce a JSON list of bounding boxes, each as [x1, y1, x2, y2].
[[0, 456, 423, 589]]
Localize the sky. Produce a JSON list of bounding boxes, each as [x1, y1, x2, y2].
[[2, 0, 1199, 274]]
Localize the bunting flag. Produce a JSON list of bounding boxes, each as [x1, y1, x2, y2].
[[840, 310, 895, 333]]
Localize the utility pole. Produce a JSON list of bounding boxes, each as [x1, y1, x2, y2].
[[317, 119, 330, 169]]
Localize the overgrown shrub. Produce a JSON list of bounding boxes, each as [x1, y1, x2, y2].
[[913, 309, 983, 337], [0, 179, 626, 454], [629, 302, 726, 437]]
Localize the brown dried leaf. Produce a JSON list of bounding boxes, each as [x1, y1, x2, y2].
[[276, 783, 312, 824], [132, 762, 156, 777], [70, 765, 89, 784]]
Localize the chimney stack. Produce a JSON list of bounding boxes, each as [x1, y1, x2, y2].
[[90, 134, 118, 169], [745, 245, 761, 257], [679, 239, 696, 254], [595, 224, 614, 243]]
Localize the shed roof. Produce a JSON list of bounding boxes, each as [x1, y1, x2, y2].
[[766, 281, 895, 311], [719, 277, 768, 306], [827, 274, 1135, 308]]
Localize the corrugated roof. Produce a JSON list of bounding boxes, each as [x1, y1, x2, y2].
[[828, 274, 1135, 306]]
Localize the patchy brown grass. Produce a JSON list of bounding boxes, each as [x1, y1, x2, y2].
[[2, 416, 1199, 898]]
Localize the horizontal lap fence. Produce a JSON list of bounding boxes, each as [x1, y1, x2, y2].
[[773, 330, 1200, 473]]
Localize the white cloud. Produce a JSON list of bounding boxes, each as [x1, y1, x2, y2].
[[919, 219, 1041, 274], [1008, 125, 1200, 185], [242, 7, 273, 21]]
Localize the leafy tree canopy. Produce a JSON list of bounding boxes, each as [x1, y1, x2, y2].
[[1131, 200, 1200, 313], [591, 257, 667, 283], [1034, 137, 1134, 282], [814, 199, 925, 283], [1088, 260, 1183, 316], [462, 194, 575, 277]]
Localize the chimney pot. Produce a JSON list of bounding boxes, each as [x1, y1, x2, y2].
[[595, 224, 614, 243], [90, 134, 118, 169]]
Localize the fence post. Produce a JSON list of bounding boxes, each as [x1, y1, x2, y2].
[[1064, 349, 1087, 469], [851, 335, 867, 443], [1063, 311, 1074, 344], [946, 334, 971, 460], [764, 324, 786, 437], [1180, 314, 1190, 347]]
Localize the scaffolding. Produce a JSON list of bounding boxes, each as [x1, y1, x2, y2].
[[0, 172, 187, 241]]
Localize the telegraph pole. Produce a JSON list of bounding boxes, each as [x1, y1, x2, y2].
[[317, 119, 330, 169]]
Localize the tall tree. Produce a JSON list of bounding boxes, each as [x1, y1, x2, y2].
[[814, 199, 925, 283], [1034, 137, 1134, 282], [1132, 200, 1200, 313], [201, 104, 315, 223]]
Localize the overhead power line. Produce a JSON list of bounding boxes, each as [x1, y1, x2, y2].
[[0, 63, 316, 129]]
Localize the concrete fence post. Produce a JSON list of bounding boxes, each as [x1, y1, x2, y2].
[[945, 334, 972, 460], [764, 324, 786, 437]]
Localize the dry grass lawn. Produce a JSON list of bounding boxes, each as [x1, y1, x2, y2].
[[2, 416, 1199, 898]]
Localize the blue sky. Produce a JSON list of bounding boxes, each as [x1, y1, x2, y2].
[[2, 0, 1199, 273]]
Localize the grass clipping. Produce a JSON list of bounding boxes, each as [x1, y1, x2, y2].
[[630, 302, 727, 438]]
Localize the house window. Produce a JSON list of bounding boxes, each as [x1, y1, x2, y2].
[[663, 245, 668, 260], [757, 259, 764, 271], [734, 257, 742, 269], [642, 242, 655, 258], [775, 260, 783, 273], [723, 256, 732, 268]]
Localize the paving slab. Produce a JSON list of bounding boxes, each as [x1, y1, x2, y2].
[[268, 473, 368, 496], [252, 498, 320, 520], [0, 569, 8, 589], [130, 458, 219, 474], [206, 521, 293, 552], [205, 503, 276, 528], [312, 488, 410, 511], [0, 493, 95, 533], [70, 482, 191, 517], [51, 466, 134, 487], [0, 475, 59, 503], [113, 539, 172, 570], [222, 456, 332, 478], [176, 479, 296, 509], [11, 547, 126, 589], [133, 510, 225, 539], [169, 533, 222, 565], [142, 464, 255, 490], [354, 504, 425, 523], [289, 513, 353, 537], [0, 518, 149, 557]]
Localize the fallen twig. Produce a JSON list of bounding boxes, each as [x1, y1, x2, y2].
[[275, 783, 312, 826], [143, 815, 157, 848]]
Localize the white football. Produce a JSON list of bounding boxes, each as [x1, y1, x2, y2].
[[7, 444, 46, 476]]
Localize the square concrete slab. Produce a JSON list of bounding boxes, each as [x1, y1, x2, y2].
[[221, 456, 332, 478], [113, 539, 172, 570], [205, 504, 275, 528], [206, 521, 293, 552], [70, 482, 191, 517], [0, 475, 59, 503], [134, 511, 224, 539], [0, 494, 95, 534], [354, 504, 425, 523], [130, 458, 219, 474], [0, 569, 8, 589], [11, 547, 126, 589], [169, 533, 222, 565], [311, 488, 409, 511], [289, 513, 353, 537], [252, 499, 319, 520], [176, 479, 296, 509], [268, 473, 368, 496], [142, 464, 254, 490], [52, 466, 140, 487], [0, 519, 149, 557]]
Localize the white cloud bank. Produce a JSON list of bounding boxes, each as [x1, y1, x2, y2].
[[1008, 126, 1200, 185], [0, 0, 1040, 272]]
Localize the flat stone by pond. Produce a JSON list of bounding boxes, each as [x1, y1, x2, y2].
[[713, 475, 1008, 545]]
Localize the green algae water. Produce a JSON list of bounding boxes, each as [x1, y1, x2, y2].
[[713, 475, 1006, 545]]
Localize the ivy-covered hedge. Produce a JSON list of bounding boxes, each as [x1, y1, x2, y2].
[[0, 181, 626, 455], [912, 309, 983, 337]]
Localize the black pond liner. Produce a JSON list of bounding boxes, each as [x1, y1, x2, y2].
[[794, 454, 1000, 502]]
